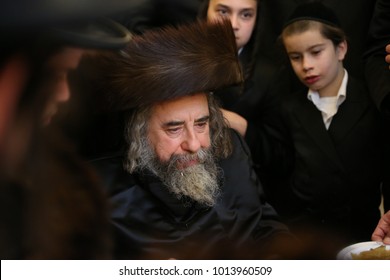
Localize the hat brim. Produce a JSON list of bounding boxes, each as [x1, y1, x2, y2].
[[52, 18, 132, 50], [0, 0, 143, 27], [0, 0, 142, 49]]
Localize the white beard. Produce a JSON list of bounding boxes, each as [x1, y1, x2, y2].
[[137, 142, 221, 207]]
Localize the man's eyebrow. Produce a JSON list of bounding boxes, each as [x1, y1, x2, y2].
[[163, 120, 185, 127], [195, 116, 210, 123], [162, 115, 209, 127]]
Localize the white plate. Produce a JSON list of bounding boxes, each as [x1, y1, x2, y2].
[[337, 241, 390, 260]]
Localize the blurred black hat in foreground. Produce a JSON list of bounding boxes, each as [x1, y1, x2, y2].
[[0, 0, 144, 49]]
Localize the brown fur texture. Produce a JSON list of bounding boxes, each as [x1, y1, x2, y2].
[[97, 19, 243, 110]]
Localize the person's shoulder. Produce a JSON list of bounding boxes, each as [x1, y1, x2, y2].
[[228, 128, 252, 159], [346, 74, 386, 121], [347, 74, 373, 100], [347, 74, 366, 87]]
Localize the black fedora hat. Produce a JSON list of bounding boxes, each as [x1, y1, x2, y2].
[[0, 0, 143, 49]]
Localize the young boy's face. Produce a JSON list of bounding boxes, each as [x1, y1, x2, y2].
[[207, 0, 257, 50], [283, 28, 347, 96]]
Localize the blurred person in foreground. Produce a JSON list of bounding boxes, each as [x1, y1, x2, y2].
[[387, 44, 390, 67], [89, 19, 323, 260], [0, 0, 138, 259]]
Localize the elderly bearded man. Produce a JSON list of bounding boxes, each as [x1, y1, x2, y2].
[[91, 20, 295, 259]]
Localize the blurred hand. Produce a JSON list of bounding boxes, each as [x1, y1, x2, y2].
[[385, 44, 390, 68], [372, 210, 390, 244]]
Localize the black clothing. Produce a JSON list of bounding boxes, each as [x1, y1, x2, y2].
[[273, 75, 389, 246], [92, 130, 292, 259], [365, 0, 390, 120], [364, 0, 390, 212], [0, 128, 112, 259], [214, 46, 288, 188]]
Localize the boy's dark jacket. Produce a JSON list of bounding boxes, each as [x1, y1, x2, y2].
[[270, 75, 390, 243]]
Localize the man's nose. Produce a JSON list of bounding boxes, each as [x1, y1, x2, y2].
[[181, 129, 201, 153]]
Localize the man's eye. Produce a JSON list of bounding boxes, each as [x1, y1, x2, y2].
[[195, 122, 208, 131], [167, 127, 182, 134]]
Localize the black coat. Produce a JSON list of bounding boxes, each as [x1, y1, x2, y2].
[[364, 0, 390, 211], [92, 130, 292, 259], [272, 75, 390, 244], [365, 0, 390, 118]]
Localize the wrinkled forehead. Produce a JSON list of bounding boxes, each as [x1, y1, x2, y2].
[[150, 93, 210, 122]]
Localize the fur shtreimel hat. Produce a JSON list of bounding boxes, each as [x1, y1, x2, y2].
[[283, 1, 341, 29], [100, 19, 243, 110]]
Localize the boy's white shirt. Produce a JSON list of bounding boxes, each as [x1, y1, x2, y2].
[[307, 69, 348, 130]]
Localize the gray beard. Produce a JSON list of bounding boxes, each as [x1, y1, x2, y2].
[[137, 139, 221, 207]]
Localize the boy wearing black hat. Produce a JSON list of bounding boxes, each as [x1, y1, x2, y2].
[[273, 1, 390, 250]]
